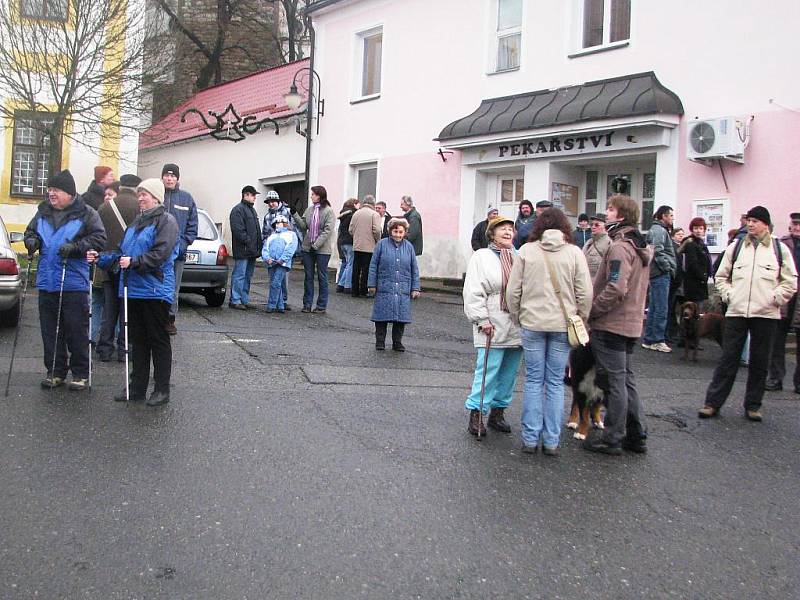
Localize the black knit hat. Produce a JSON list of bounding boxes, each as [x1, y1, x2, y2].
[[745, 205, 771, 226], [119, 174, 142, 187], [47, 169, 76, 196], [161, 163, 180, 179]]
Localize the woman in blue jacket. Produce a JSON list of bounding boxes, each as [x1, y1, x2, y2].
[[367, 218, 421, 351], [89, 179, 179, 406]]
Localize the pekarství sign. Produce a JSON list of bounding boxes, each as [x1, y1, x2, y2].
[[458, 125, 672, 165]]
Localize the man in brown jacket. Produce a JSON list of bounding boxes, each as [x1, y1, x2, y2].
[[583, 195, 653, 456], [349, 195, 382, 297], [95, 174, 140, 361]]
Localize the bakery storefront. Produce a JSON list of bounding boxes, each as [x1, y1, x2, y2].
[[436, 72, 684, 250]]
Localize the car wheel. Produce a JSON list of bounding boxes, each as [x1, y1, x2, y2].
[[0, 301, 21, 327], [204, 289, 226, 307]]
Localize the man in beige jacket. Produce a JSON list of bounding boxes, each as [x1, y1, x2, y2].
[[699, 206, 797, 422], [349, 195, 382, 297]]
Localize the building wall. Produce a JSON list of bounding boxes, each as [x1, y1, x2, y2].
[[310, 0, 800, 275], [138, 126, 306, 247]]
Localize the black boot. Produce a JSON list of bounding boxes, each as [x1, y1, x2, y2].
[[375, 322, 387, 350], [146, 389, 170, 407], [391, 322, 406, 352], [468, 409, 487, 437], [487, 407, 511, 433], [114, 389, 145, 403]]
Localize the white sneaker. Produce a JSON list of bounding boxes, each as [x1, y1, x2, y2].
[[652, 342, 672, 353], [641, 342, 654, 350]]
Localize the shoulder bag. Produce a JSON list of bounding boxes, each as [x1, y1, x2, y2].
[[541, 249, 589, 348]]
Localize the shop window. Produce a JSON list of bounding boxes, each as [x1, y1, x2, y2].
[[500, 178, 524, 204], [20, 0, 68, 21], [356, 27, 383, 99], [495, 0, 523, 72], [584, 170, 598, 217], [354, 163, 378, 200], [641, 173, 655, 230], [11, 112, 58, 198], [580, 0, 630, 50]]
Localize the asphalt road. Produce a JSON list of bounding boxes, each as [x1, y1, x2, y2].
[[1, 269, 799, 599]]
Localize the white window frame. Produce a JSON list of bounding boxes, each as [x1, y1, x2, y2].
[[348, 159, 380, 201], [351, 25, 383, 103], [490, 0, 523, 74], [569, 0, 631, 58]]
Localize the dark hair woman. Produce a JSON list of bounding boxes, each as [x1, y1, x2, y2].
[[336, 198, 358, 293], [508, 208, 593, 455], [294, 185, 335, 312]]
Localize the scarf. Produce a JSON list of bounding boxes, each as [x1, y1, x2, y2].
[[308, 204, 321, 243], [489, 242, 515, 312]]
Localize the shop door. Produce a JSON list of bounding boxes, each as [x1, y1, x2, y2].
[[581, 165, 655, 230], [496, 174, 524, 220]]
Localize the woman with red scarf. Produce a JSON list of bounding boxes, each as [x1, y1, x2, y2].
[[462, 216, 522, 438]]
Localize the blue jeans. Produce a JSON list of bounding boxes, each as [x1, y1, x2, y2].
[[520, 329, 571, 449], [464, 347, 522, 413], [230, 257, 256, 305], [301, 250, 330, 309], [90, 288, 103, 343], [643, 274, 670, 345], [267, 265, 289, 310], [337, 244, 354, 288]]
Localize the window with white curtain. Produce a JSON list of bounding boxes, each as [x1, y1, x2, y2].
[[581, 0, 631, 49], [495, 0, 522, 71]]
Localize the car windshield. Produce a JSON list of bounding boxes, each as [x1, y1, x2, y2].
[[197, 213, 217, 241]]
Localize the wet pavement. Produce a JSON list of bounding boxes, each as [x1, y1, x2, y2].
[[1, 268, 799, 599]]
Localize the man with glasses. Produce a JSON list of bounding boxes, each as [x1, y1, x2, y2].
[[583, 214, 610, 279]]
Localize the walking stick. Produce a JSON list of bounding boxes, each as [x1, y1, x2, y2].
[[88, 263, 94, 390], [477, 329, 493, 441], [122, 268, 130, 403], [50, 260, 67, 397], [3, 257, 35, 398]]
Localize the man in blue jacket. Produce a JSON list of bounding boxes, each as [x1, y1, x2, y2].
[[161, 163, 197, 334], [24, 169, 106, 390]]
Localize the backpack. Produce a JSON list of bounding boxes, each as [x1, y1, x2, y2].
[[727, 236, 783, 282]]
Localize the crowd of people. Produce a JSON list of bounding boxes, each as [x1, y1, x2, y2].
[[18, 164, 800, 446], [462, 196, 799, 457]]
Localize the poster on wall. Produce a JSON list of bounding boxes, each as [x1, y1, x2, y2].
[[551, 183, 579, 217], [693, 198, 730, 253]]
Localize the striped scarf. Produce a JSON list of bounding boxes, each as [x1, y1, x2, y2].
[[489, 243, 515, 312], [308, 204, 321, 243]]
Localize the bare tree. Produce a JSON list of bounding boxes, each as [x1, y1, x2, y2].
[[0, 0, 155, 170], [271, 0, 310, 63]]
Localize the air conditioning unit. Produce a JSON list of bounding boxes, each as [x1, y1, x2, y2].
[[687, 116, 749, 164]]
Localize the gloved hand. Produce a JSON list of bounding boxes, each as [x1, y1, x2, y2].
[[58, 242, 78, 258], [24, 236, 40, 258]]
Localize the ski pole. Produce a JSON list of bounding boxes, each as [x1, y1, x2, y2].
[[3, 256, 35, 398], [50, 259, 67, 396], [123, 267, 129, 403], [88, 263, 94, 390], [477, 330, 493, 441]]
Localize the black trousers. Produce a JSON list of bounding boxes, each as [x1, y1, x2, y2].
[[127, 299, 172, 395], [767, 297, 800, 390], [39, 291, 90, 379], [705, 317, 777, 411], [375, 321, 405, 344], [97, 276, 124, 358], [352, 251, 372, 297]]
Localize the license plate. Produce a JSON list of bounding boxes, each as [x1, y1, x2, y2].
[[185, 252, 199, 264]]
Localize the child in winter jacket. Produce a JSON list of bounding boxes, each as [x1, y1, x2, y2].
[[263, 215, 298, 312]]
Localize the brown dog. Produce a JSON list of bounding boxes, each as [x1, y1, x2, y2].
[[679, 301, 724, 361]]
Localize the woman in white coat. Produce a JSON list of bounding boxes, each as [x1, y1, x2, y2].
[[463, 216, 522, 437]]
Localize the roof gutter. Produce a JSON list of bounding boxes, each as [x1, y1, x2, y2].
[[304, 0, 347, 14]]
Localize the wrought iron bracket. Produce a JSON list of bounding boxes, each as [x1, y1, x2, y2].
[[180, 103, 280, 143], [438, 148, 454, 162]]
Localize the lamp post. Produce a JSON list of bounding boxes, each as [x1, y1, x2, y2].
[[283, 16, 322, 211]]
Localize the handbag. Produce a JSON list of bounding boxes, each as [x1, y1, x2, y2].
[[541, 249, 589, 348]]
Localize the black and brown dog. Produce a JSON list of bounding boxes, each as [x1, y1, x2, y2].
[[565, 343, 607, 440], [679, 301, 724, 362]]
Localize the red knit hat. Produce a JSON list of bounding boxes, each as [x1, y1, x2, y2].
[[688, 217, 707, 230], [94, 165, 112, 183]]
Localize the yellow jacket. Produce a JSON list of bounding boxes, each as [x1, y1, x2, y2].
[[715, 233, 797, 319]]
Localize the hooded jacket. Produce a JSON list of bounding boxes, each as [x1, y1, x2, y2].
[[678, 235, 712, 301], [646, 220, 676, 279], [25, 195, 107, 293], [229, 199, 263, 259], [714, 232, 797, 319], [163, 185, 198, 259], [337, 208, 356, 247], [506, 229, 593, 332], [98, 205, 180, 302], [589, 223, 653, 338], [463, 248, 521, 349]]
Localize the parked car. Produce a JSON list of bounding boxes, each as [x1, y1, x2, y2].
[[0, 216, 23, 327], [180, 209, 229, 307]]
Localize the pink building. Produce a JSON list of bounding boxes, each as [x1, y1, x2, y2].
[[307, 0, 800, 277]]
